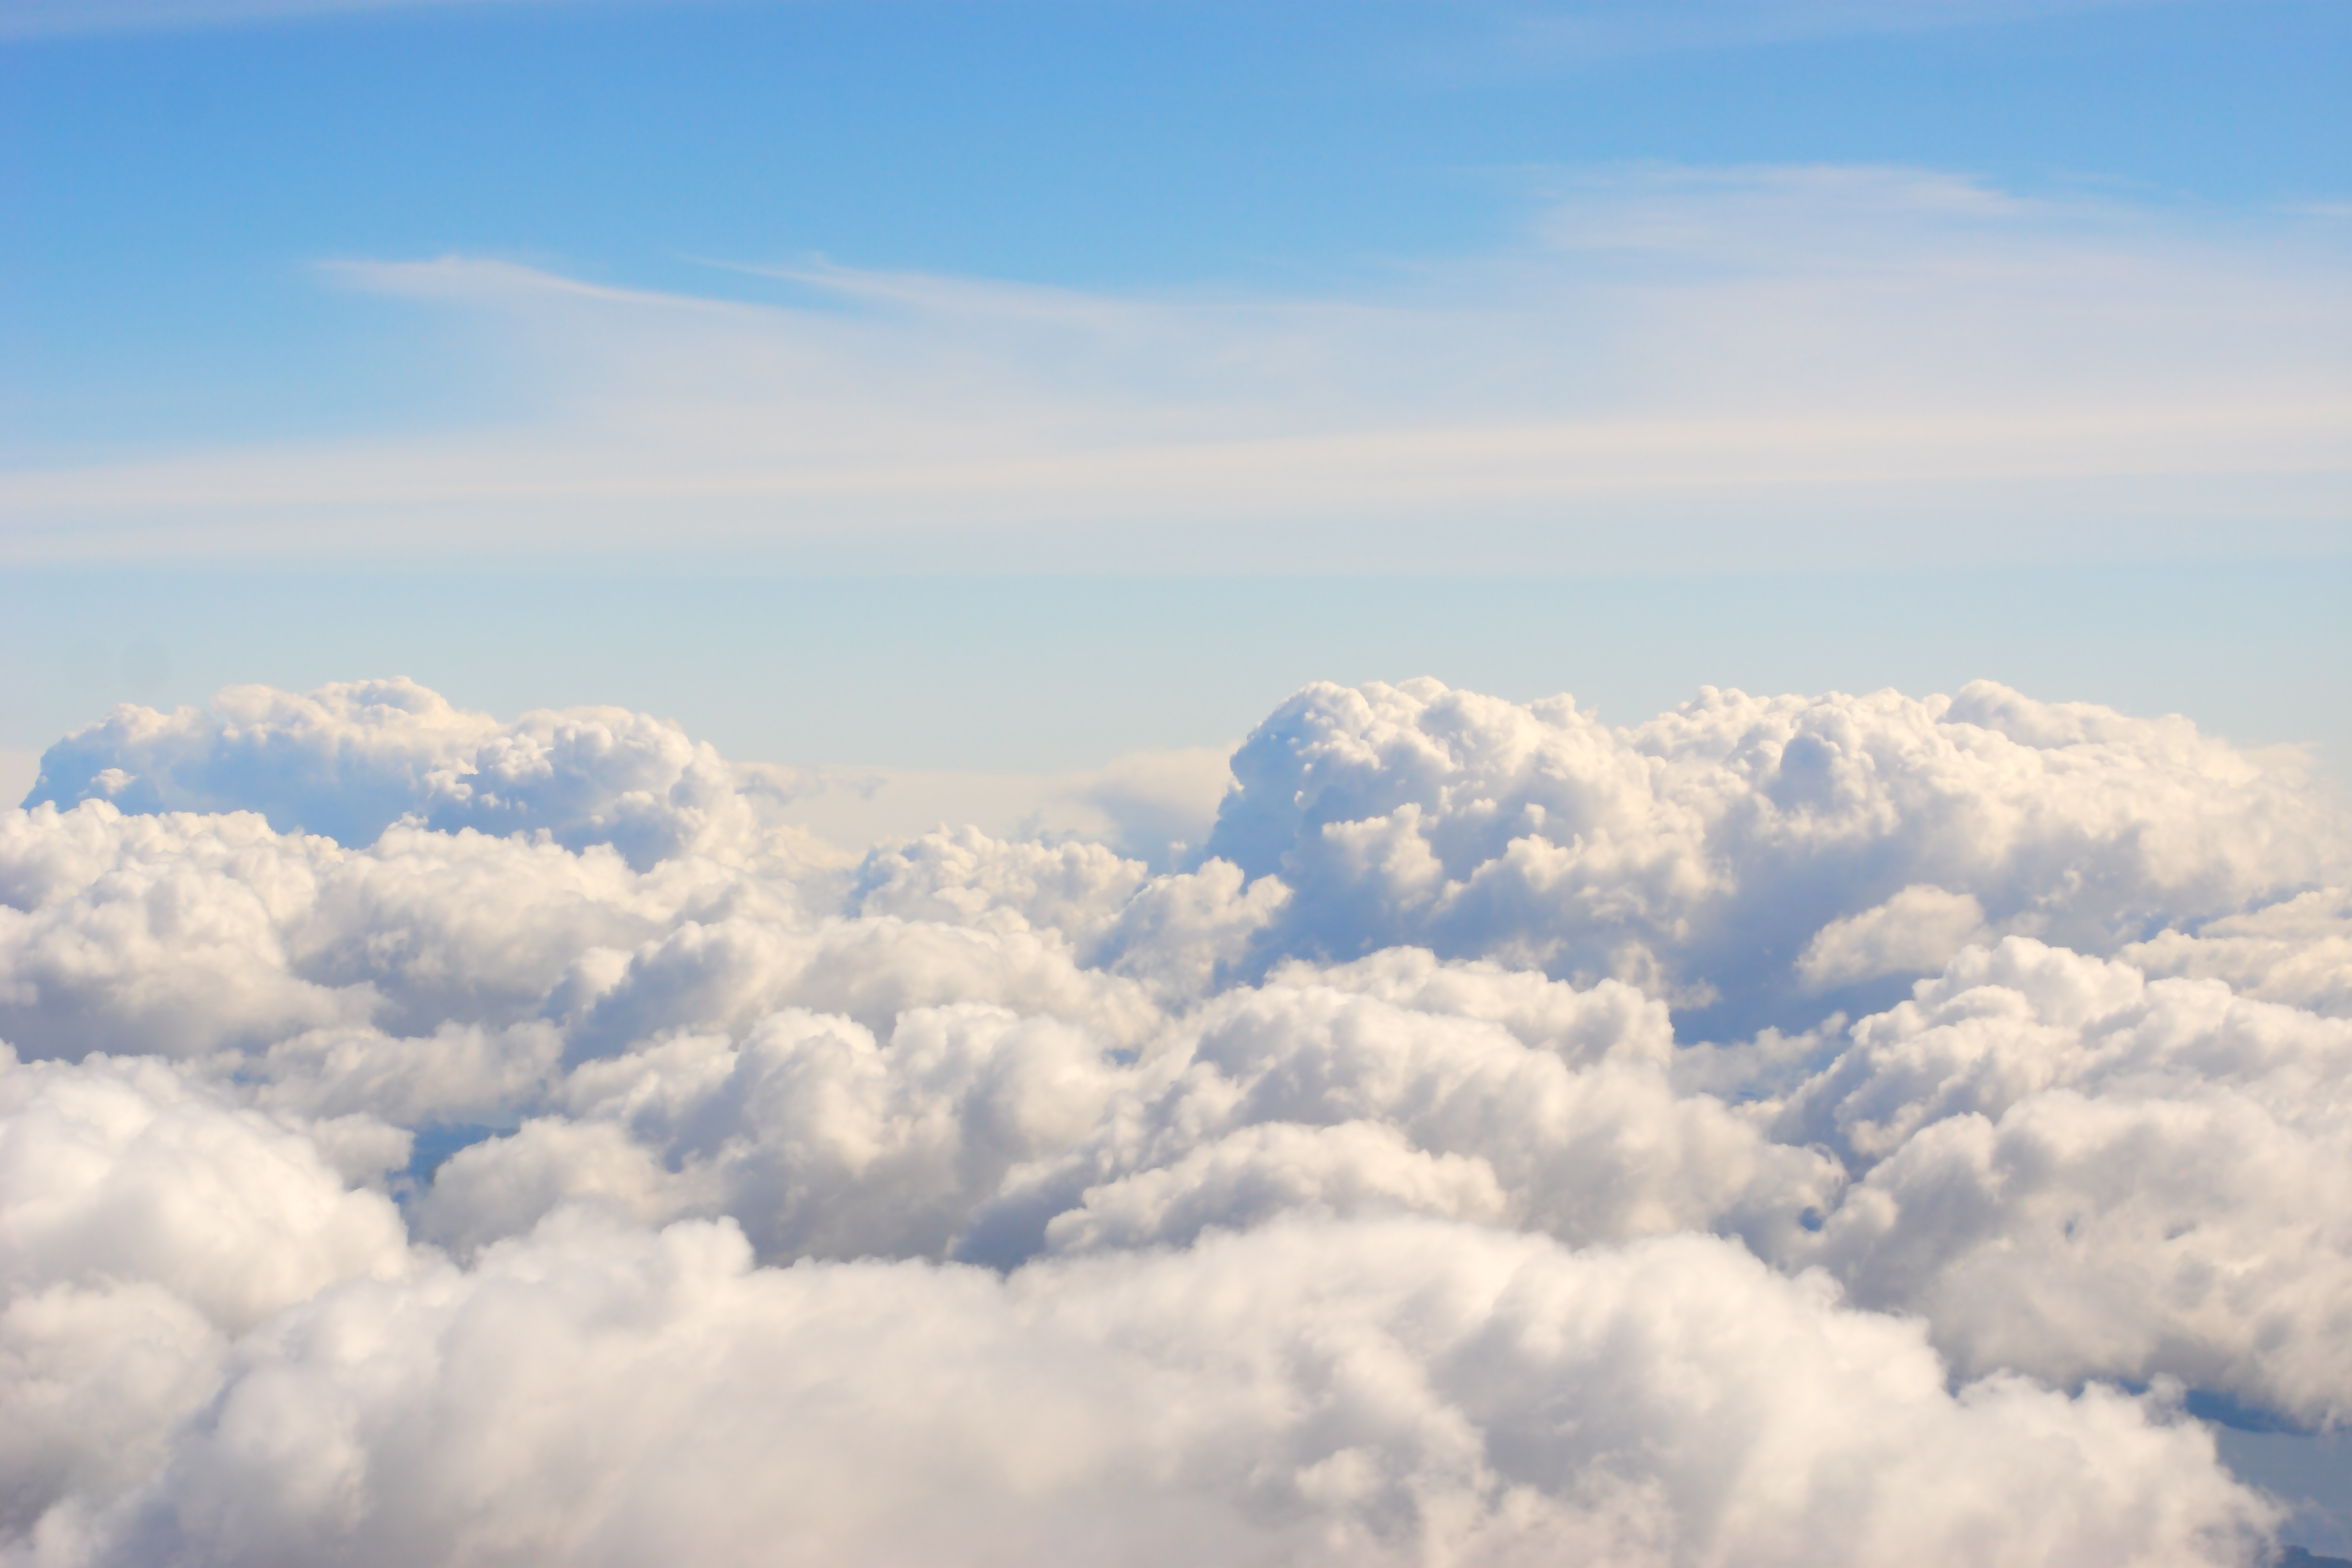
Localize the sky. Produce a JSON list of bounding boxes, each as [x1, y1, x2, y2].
[[6, 5, 2352, 1563], [1, 0, 2347, 792]]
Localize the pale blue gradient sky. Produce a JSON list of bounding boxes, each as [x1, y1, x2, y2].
[[1, 0, 2346, 773]]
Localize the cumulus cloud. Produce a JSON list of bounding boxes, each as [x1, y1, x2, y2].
[[1796, 885, 1990, 991], [2125, 887, 2352, 1018], [418, 1001, 1128, 1263], [68, 1214, 2283, 1568], [3, 673, 2349, 1561], [964, 955, 1839, 1268], [1768, 938, 2352, 1424], [0, 1050, 413, 1330], [1206, 677, 2349, 1035], [850, 826, 1285, 998], [0, 1050, 418, 1539], [21, 677, 805, 871]]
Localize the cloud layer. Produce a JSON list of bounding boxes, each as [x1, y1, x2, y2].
[[5, 674, 2350, 1563], [9, 165, 2345, 567]]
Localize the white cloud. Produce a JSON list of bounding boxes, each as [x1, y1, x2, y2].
[[564, 913, 1167, 1063], [19, 677, 799, 871], [2124, 887, 2352, 1018], [1204, 677, 2349, 1033], [0, 1051, 414, 1331], [1771, 938, 2352, 1424], [0, 1277, 223, 1541], [5, 673, 2352, 1555], [70, 1214, 2281, 1567], [1798, 885, 1992, 991], [0, 1050, 417, 1540], [423, 1001, 1130, 1261], [849, 825, 1283, 997], [7, 167, 2345, 568], [0, 804, 375, 1060], [978, 959, 1842, 1265]]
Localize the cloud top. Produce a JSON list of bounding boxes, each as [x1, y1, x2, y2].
[[4, 673, 2349, 1561], [23, 677, 771, 870], [1206, 676, 2347, 1032]]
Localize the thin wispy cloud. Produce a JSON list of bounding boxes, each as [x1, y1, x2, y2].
[[4, 165, 2345, 568]]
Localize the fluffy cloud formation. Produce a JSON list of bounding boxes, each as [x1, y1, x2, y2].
[[0, 1050, 415, 1541], [22, 678, 791, 869], [1797, 884, 1990, 991], [1773, 939, 2352, 1425], [92, 1216, 2275, 1568], [1207, 677, 2348, 1033], [961, 954, 1839, 1268], [4, 675, 2349, 1563], [2125, 887, 2352, 1019]]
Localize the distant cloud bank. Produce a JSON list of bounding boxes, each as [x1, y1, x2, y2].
[[5, 673, 2350, 1561]]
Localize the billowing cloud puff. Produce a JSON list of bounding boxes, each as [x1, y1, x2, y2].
[[2125, 886, 2352, 1019], [0, 1050, 416, 1540], [1796, 884, 1990, 991], [1771, 939, 2352, 1424], [4, 675, 2349, 1562], [85, 1214, 2275, 1568], [0, 804, 369, 1061], [22, 678, 789, 869], [0, 1050, 412, 1329], [965, 953, 1839, 1266], [1205, 677, 2348, 1035], [418, 1001, 1128, 1263], [850, 826, 1288, 997]]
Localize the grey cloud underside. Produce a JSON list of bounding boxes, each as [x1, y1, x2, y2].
[[5, 675, 2350, 1565]]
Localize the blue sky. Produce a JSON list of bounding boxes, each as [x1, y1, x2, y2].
[[6, 0, 2347, 454], [1, 0, 2347, 780]]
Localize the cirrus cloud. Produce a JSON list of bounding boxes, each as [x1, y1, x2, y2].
[[7, 166, 2344, 571]]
